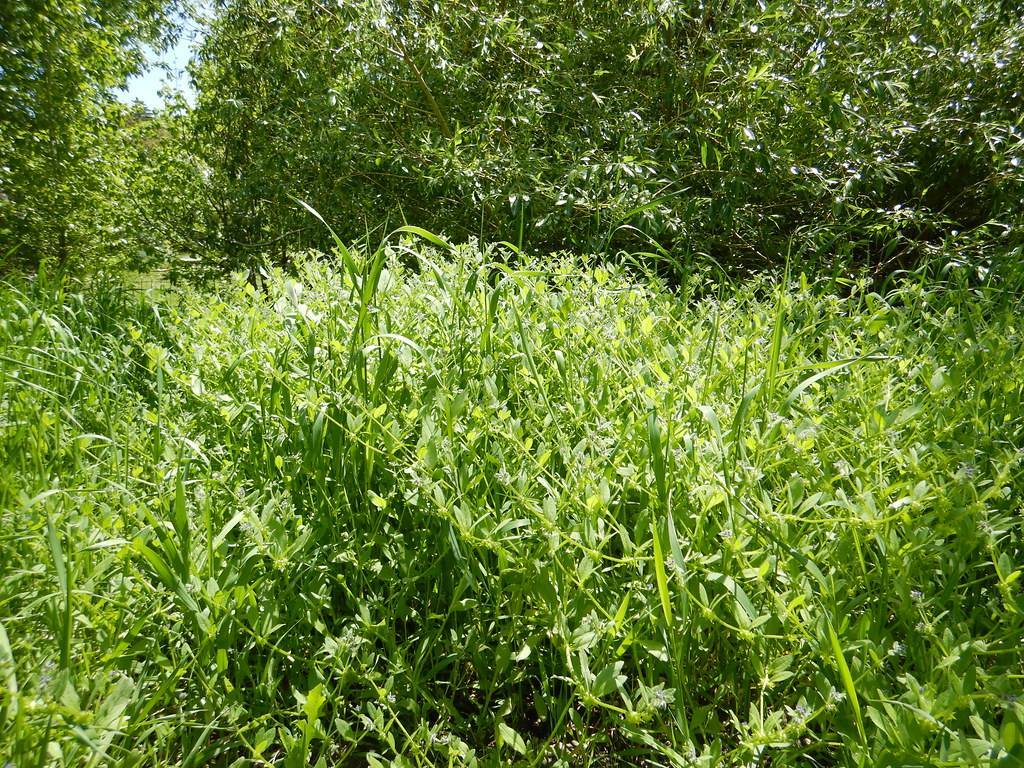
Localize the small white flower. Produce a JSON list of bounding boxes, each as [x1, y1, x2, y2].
[[958, 462, 977, 478], [650, 686, 674, 710]]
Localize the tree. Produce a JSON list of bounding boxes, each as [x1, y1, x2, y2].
[[0, 0, 180, 271], [188, 0, 1023, 277]]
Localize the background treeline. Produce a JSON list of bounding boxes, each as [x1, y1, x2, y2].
[[0, 0, 175, 270], [2, 0, 1023, 278]]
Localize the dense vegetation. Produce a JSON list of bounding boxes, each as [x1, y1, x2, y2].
[[183, 0, 1024, 275], [3, 0, 1023, 277], [0, 0, 180, 270], [2, 249, 1023, 765], [2, 0, 1024, 766]]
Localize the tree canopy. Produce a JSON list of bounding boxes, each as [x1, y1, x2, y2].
[[0, 0, 179, 268], [1, 0, 1022, 278], [180, 0, 1024, 277]]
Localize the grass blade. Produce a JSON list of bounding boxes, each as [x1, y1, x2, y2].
[[827, 619, 866, 745]]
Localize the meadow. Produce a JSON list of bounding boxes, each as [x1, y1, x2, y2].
[[2, 239, 1022, 766]]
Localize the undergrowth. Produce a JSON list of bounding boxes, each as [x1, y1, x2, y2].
[[1, 241, 1023, 766]]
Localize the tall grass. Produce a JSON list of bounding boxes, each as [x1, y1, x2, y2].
[[1, 247, 1023, 766]]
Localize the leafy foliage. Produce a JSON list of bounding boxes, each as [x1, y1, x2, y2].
[[0, 0, 179, 270], [2, 244, 1022, 765], [184, 0, 1024, 275], [2, 1, 1024, 765]]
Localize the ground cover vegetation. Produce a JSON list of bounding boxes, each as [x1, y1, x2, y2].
[[1, 0, 1024, 766], [2, 248, 1023, 765]]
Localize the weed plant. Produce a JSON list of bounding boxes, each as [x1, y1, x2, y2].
[[1, 242, 1023, 766]]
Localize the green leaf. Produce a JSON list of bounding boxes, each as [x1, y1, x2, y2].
[[497, 722, 527, 755], [392, 225, 455, 252], [1002, 717, 1020, 751], [651, 516, 673, 627], [0, 619, 17, 723], [303, 683, 326, 722], [827, 619, 866, 744], [591, 661, 625, 698]]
